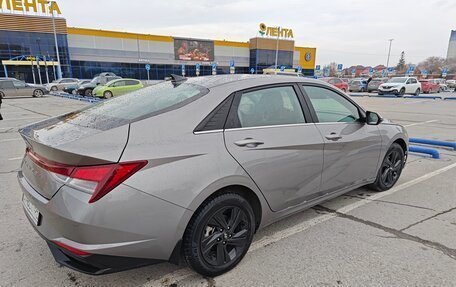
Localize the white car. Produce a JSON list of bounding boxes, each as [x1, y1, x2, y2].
[[378, 77, 421, 97], [46, 78, 79, 92], [430, 78, 448, 92], [446, 79, 456, 89]]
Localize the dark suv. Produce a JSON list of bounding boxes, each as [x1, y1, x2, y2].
[[76, 74, 121, 96]]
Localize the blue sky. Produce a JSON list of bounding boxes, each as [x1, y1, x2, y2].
[[59, 0, 456, 67]]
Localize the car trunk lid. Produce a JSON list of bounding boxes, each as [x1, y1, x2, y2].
[[19, 112, 129, 199]]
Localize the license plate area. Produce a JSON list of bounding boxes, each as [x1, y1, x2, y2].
[[22, 194, 41, 226]]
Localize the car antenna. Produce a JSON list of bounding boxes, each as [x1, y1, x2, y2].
[[167, 74, 187, 87]]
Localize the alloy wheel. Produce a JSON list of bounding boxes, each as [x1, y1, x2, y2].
[[200, 206, 250, 267], [380, 149, 402, 188]]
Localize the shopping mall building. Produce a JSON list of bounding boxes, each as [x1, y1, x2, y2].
[[0, 3, 316, 83]]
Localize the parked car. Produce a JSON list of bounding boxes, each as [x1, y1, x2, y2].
[[76, 75, 121, 96], [93, 79, 144, 98], [46, 78, 79, 92], [18, 75, 408, 277], [367, 78, 387, 92], [348, 79, 368, 92], [320, 77, 349, 92], [378, 77, 421, 96], [63, 79, 91, 94], [0, 79, 48, 98], [419, 79, 440, 94], [446, 79, 456, 89], [430, 78, 448, 92]]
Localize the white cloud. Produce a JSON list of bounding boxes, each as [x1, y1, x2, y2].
[[59, 0, 456, 66]]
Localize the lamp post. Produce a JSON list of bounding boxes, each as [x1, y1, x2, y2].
[[386, 39, 394, 70], [49, 1, 62, 79], [274, 26, 280, 74]]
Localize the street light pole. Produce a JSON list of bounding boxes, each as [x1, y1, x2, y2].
[[274, 26, 280, 74], [50, 1, 62, 79], [386, 38, 394, 69]]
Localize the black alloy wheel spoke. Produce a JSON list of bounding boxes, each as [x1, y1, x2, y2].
[[201, 232, 222, 255], [201, 206, 251, 267]]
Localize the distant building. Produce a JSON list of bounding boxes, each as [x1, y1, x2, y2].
[[447, 30, 456, 59]]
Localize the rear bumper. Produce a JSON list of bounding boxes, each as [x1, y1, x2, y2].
[[47, 240, 163, 275], [17, 170, 193, 273]]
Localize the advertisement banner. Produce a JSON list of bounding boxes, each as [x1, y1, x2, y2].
[[174, 39, 214, 61]]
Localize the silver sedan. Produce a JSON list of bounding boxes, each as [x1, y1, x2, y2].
[[18, 75, 408, 277]]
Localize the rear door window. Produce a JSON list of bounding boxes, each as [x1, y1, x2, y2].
[[236, 86, 306, 128]]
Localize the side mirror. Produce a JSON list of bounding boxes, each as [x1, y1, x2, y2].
[[366, 111, 382, 125]]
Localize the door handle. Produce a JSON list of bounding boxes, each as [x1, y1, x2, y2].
[[325, 133, 342, 141], [234, 138, 264, 148]]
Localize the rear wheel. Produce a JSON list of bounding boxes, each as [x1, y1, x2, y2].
[[50, 86, 58, 91], [414, 88, 420, 96], [32, 89, 44, 97], [0, 91, 4, 99], [84, 89, 92, 97], [183, 193, 255, 277], [369, 143, 405, 191]]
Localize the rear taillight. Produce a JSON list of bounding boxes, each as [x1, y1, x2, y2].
[[52, 240, 91, 256], [26, 149, 147, 203]]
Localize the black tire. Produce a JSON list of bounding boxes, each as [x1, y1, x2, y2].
[[369, 143, 405, 192], [51, 86, 58, 91], [378, 92, 383, 96], [103, 91, 113, 99], [84, 89, 92, 97], [0, 91, 4, 99], [414, 88, 420, 96], [396, 88, 405, 97], [32, 89, 44, 97], [183, 193, 255, 277]]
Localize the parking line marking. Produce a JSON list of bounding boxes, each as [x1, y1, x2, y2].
[[8, 157, 23, 161], [144, 161, 456, 286], [0, 138, 22, 143], [403, 100, 430, 105], [0, 116, 45, 122], [404, 120, 438, 127]]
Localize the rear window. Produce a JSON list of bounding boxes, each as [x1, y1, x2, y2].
[[57, 81, 208, 130]]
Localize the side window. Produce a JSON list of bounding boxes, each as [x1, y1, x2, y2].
[[12, 81, 26, 88], [236, 86, 305, 128], [303, 86, 360, 123], [411, 78, 417, 84], [112, 80, 125, 87], [406, 79, 412, 84], [126, 80, 139, 86]]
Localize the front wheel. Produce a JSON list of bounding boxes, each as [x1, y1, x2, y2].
[[396, 88, 405, 97], [369, 143, 405, 192], [0, 91, 4, 99], [183, 193, 255, 277], [32, 89, 44, 97], [50, 86, 58, 91], [103, 91, 113, 99]]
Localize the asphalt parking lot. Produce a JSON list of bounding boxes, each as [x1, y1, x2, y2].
[[1, 92, 456, 287]]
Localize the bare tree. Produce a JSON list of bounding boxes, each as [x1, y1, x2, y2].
[[417, 57, 446, 74]]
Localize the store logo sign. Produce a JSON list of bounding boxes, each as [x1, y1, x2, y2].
[[0, 0, 62, 15], [259, 23, 294, 39]]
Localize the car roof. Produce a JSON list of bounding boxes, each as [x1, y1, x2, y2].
[[183, 74, 325, 89]]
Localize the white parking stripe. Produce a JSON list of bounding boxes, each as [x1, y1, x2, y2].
[[8, 157, 23, 161], [404, 119, 438, 127], [0, 117, 45, 121], [0, 138, 22, 143], [403, 100, 429, 105], [144, 161, 456, 287]]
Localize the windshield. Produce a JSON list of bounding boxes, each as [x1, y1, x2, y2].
[[58, 81, 209, 130], [90, 77, 101, 84], [388, 77, 407, 83]]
